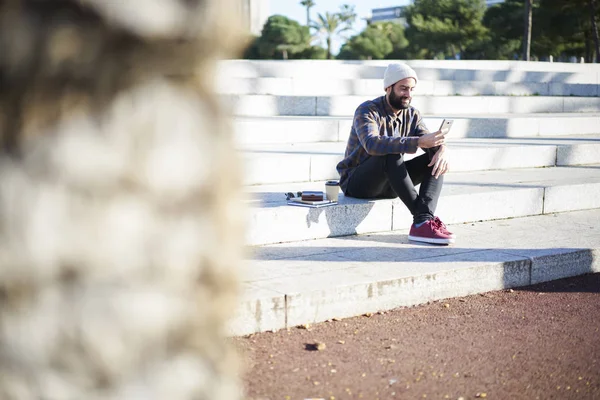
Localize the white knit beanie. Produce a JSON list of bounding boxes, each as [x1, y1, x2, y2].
[[383, 63, 418, 90]]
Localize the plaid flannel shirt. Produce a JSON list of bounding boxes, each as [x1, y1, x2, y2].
[[336, 96, 432, 192]]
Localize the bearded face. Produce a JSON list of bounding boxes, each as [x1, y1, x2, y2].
[[388, 83, 412, 109]]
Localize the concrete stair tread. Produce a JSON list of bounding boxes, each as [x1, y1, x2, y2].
[[236, 112, 600, 120], [242, 134, 600, 151], [225, 94, 600, 99], [218, 59, 600, 81], [244, 165, 600, 245], [218, 77, 599, 97], [245, 164, 600, 206], [234, 114, 600, 144], [228, 94, 600, 101], [241, 136, 600, 185], [231, 209, 600, 335], [228, 94, 600, 117]]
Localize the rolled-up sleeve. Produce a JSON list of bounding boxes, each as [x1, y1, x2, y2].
[[354, 106, 419, 155]]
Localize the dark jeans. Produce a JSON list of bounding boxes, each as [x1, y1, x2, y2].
[[345, 153, 443, 224]]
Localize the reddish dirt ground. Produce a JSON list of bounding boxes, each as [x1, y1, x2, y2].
[[233, 273, 600, 400]]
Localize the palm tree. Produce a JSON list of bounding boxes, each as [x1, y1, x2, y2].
[[311, 12, 351, 59], [300, 0, 315, 27], [338, 4, 356, 26]]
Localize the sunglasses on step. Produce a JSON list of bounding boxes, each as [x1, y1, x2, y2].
[[285, 192, 302, 201]]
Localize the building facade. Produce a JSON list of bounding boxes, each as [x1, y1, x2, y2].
[[238, 0, 270, 36], [370, 6, 407, 25], [370, 0, 504, 25]]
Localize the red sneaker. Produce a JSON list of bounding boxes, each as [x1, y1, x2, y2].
[[408, 219, 454, 245], [432, 216, 454, 238]]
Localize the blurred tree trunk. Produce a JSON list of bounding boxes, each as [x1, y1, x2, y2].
[[585, 30, 592, 62], [590, 0, 600, 62], [523, 0, 533, 61]]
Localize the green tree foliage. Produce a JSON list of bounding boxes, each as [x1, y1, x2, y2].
[[297, 45, 328, 59], [338, 4, 357, 27], [246, 0, 599, 61], [476, 0, 599, 61], [242, 35, 261, 59], [403, 0, 488, 59], [244, 15, 325, 59], [338, 22, 408, 60], [299, 0, 315, 26], [478, 0, 525, 59], [535, 0, 600, 62], [591, 0, 600, 62]]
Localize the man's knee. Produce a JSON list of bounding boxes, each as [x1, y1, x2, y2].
[[383, 153, 407, 171]]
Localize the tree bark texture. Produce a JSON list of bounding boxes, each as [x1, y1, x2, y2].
[[523, 0, 533, 61]]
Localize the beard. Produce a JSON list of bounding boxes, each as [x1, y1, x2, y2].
[[388, 89, 411, 109]]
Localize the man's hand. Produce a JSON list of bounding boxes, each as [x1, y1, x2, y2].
[[428, 145, 449, 179], [417, 129, 448, 149]]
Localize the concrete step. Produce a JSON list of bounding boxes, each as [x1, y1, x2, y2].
[[234, 114, 600, 144], [226, 95, 600, 116], [218, 59, 600, 83], [230, 208, 600, 335], [218, 77, 599, 97], [243, 164, 600, 246], [240, 136, 600, 185]]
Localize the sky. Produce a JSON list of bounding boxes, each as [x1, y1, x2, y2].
[[269, 0, 411, 54]]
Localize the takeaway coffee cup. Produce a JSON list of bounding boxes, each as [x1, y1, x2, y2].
[[325, 180, 340, 202]]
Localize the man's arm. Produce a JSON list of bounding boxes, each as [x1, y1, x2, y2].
[[412, 110, 448, 152], [354, 105, 419, 155], [413, 110, 450, 178], [428, 144, 449, 178], [413, 110, 440, 152]]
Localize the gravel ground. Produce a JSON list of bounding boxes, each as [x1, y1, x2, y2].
[[233, 273, 600, 400]]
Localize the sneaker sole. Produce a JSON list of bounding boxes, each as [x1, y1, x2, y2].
[[408, 235, 455, 245]]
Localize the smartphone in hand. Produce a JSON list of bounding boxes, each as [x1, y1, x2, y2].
[[439, 119, 454, 134]]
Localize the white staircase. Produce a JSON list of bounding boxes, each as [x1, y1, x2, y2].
[[218, 60, 600, 335]]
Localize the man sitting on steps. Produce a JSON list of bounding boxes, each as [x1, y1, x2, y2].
[[336, 62, 455, 245]]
